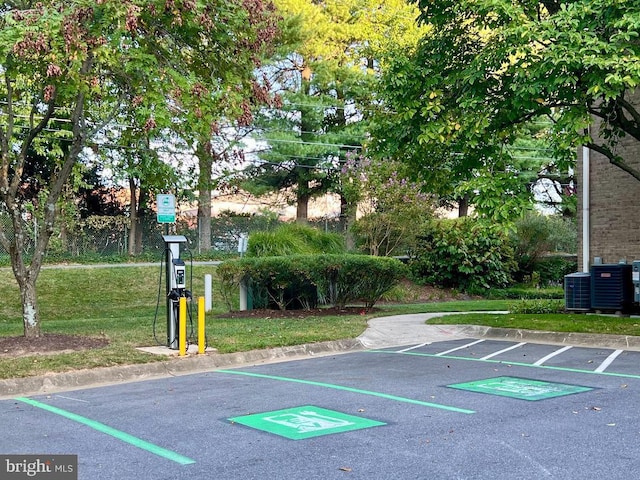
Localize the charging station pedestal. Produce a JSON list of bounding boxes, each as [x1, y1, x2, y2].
[[163, 235, 188, 349]]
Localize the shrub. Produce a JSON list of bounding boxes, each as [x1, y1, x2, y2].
[[535, 255, 578, 286], [509, 299, 565, 314], [341, 154, 434, 257], [510, 213, 577, 283], [242, 256, 318, 310], [216, 254, 407, 311], [317, 254, 408, 308], [546, 215, 577, 254], [247, 223, 345, 257], [409, 218, 515, 292], [510, 213, 553, 281], [216, 260, 246, 310], [484, 286, 564, 300]]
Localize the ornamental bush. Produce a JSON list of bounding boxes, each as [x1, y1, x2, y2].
[[216, 254, 407, 311], [509, 213, 577, 284], [409, 218, 516, 292], [246, 223, 345, 257]]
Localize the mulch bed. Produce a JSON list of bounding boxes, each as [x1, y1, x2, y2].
[[215, 306, 376, 319], [0, 334, 109, 358]]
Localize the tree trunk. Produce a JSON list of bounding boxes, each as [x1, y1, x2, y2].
[[7, 209, 42, 338], [341, 193, 357, 250], [458, 195, 469, 217], [128, 177, 138, 256], [0, 54, 91, 339], [197, 142, 213, 251], [134, 186, 148, 255], [19, 280, 40, 338], [296, 64, 312, 225], [296, 188, 310, 224]]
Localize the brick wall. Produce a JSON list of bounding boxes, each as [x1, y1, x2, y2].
[[577, 96, 640, 270]]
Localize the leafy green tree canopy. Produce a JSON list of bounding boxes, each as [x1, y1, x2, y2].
[[0, 0, 279, 337], [375, 0, 640, 214], [236, 0, 425, 223]]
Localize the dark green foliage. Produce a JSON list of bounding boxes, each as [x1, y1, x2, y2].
[[510, 213, 554, 282], [409, 218, 515, 292], [483, 286, 564, 300], [317, 255, 409, 309], [535, 255, 578, 286], [247, 223, 345, 257], [510, 213, 577, 284], [244, 256, 319, 310], [210, 210, 281, 252], [509, 299, 565, 314], [216, 254, 407, 311]]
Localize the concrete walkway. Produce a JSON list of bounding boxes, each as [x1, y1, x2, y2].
[[358, 312, 640, 350], [357, 312, 498, 348]]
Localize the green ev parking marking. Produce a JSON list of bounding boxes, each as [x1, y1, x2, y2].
[[229, 406, 386, 440], [447, 376, 593, 401]]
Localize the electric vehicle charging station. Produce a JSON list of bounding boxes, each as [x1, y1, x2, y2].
[[163, 235, 190, 350]]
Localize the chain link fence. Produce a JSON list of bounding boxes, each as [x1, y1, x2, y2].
[[0, 212, 347, 261]]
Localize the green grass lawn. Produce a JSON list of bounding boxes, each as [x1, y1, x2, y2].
[[0, 263, 633, 379], [426, 312, 640, 336]]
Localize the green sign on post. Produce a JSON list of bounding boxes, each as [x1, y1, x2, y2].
[[229, 406, 386, 440], [156, 194, 176, 223]]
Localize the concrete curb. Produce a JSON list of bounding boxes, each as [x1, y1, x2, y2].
[[473, 326, 640, 351], [0, 339, 363, 399], [5, 313, 640, 399]]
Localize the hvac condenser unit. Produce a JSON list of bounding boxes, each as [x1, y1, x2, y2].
[[564, 272, 591, 312], [633, 261, 640, 303], [590, 264, 633, 313]]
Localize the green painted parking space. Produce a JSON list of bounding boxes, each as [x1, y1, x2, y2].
[[447, 376, 594, 401], [228, 406, 386, 440], [14, 397, 196, 465], [217, 369, 476, 414]]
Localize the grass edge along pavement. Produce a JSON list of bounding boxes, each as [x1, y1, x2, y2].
[[2, 301, 637, 385], [1, 263, 636, 381], [0, 301, 512, 382], [0, 262, 507, 381], [426, 311, 640, 338]]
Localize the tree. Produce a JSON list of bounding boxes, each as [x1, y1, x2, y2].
[[341, 153, 435, 256], [171, 0, 281, 251], [375, 0, 640, 217], [0, 0, 278, 338], [237, 0, 424, 225]]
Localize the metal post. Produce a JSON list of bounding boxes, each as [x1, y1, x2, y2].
[[198, 297, 206, 354], [179, 297, 187, 356], [582, 144, 590, 273], [239, 279, 248, 311], [204, 274, 212, 312]]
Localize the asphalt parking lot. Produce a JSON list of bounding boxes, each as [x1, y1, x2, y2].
[[3, 336, 640, 479]]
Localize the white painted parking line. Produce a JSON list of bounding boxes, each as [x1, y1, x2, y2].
[[435, 339, 485, 356], [397, 343, 430, 353], [480, 342, 527, 360], [533, 346, 573, 366], [595, 349, 624, 373]]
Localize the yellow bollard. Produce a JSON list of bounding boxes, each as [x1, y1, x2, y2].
[[198, 296, 206, 354], [179, 297, 187, 356]]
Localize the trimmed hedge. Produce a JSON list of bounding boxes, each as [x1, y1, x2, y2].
[[216, 254, 407, 311], [509, 299, 565, 314]]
